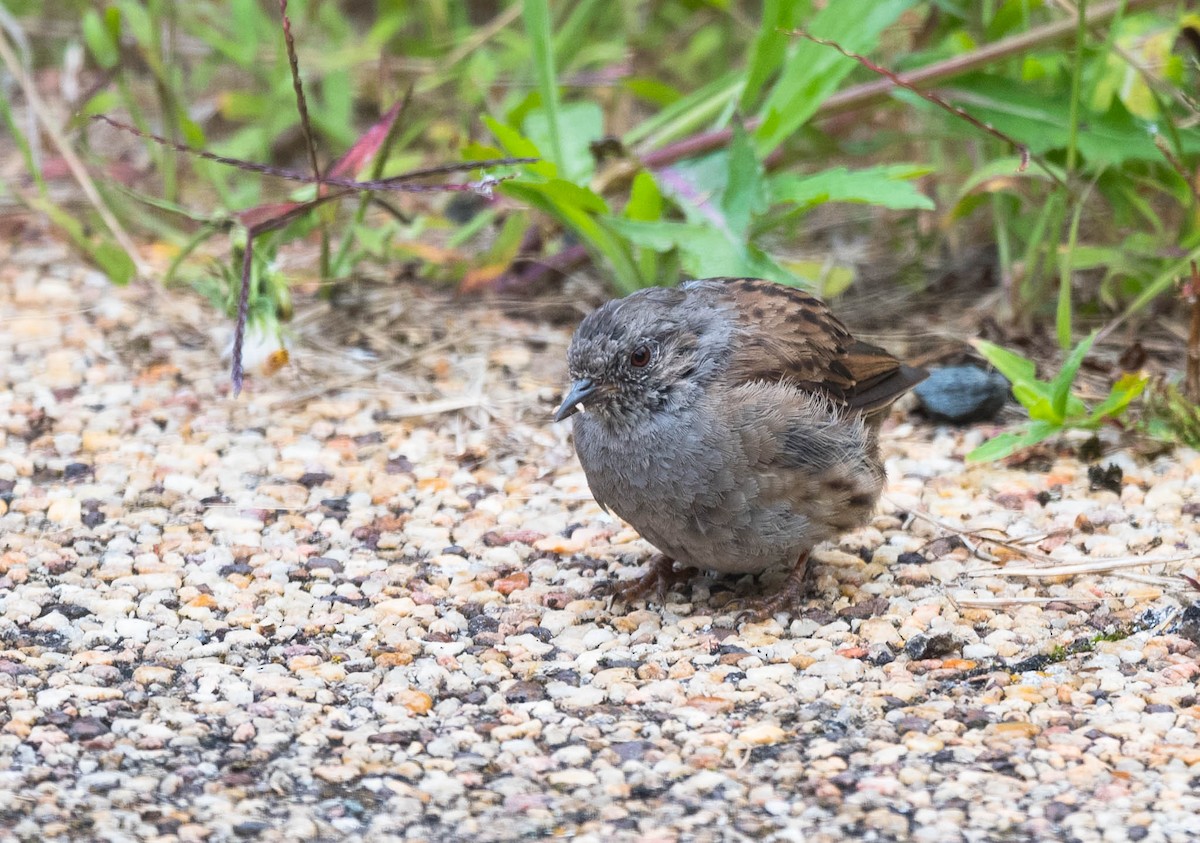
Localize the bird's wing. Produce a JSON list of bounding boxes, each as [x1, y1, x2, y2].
[[710, 277, 927, 419]]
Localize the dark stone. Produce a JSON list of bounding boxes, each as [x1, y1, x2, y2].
[[839, 597, 889, 619], [547, 669, 580, 686], [611, 740, 655, 762], [894, 716, 929, 734], [959, 708, 993, 729], [68, 717, 108, 740], [904, 631, 961, 660], [385, 456, 415, 475], [1176, 602, 1200, 647], [63, 463, 93, 481], [525, 626, 553, 643], [467, 614, 499, 636], [368, 730, 419, 745], [306, 557, 343, 573], [868, 645, 895, 666], [914, 366, 1009, 423], [82, 509, 105, 528], [1087, 463, 1123, 494], [298, 472, 333, 488], [234, 820, 271, 837], [442, 545, 467, 557], [40, 603, 91, 620], [1044, 801, 1073, 823], [504, 680, 546, 703], [896, 552, 927, 565]]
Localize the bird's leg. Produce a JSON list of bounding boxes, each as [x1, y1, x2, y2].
[[737, 551, 811, 622], [613, 555, 691, 604]]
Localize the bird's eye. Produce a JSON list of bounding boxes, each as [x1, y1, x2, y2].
[[629, 345, 652, 368]]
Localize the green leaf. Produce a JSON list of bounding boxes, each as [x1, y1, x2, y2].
[[945, 74, 1200, 167], [503, 180, 641, 294], [755, 0, 914, 155], [740, 0, 807, 111], [606, 218, 797, 286], [769, 164, 934, 211], [521, 0, 564, 172], [721, 123, 764, 238], [951, 156, 1066, 218], [623, 78, 682, 108], [971, 339, 1038, 388], [115, 0, 152, 46], [1013, 382, 1057, 423], [625, 172, 663, 222], [1048, 331, 1097, 419], [523, 101, 603, 184], [82, 9, 120, 69], [967, 420, 1061, 462], [1086, 373, 1148, 426], [625, 71, 741, 148], [482, 116, 554, 178], [92, 241, 137, 286]]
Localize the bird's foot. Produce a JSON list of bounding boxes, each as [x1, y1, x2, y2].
[[736, 552, 811, 623], [613, 556, 691, 604]]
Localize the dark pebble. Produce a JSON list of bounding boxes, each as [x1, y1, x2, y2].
[[611, 740, 655, 762], [468, 614, 500, 636], [63, 462, 93, 481], [298, 472, 333, 489], [234, 820, 271, 837], [894, 716, 929, 734], [1087, 463, 1123, 494], [306, 556, 343, 573], [504, 680, 547, 703], [904, 631, 961, 660], [1175, 602, 1200, 647], [68, 717, 109, 740], [914, 366, 1009, 423]]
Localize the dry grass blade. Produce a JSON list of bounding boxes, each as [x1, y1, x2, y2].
[[968, 555, 1199, 578], [278, 0, 321, 183], [0, 25, 146, 278]]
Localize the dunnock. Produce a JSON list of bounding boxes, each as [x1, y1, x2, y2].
[[554, 277, 926, 618]]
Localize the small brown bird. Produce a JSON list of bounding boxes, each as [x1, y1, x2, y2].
[[554, 277, 926, 619]]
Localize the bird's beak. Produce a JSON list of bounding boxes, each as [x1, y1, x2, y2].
[[553, 378, 596, 422]]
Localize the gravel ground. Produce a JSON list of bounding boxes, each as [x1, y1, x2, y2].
[[2, 239, 1200, 843]]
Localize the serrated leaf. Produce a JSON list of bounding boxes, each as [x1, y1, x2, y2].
[[524, 102, 603, 184], [770, 164, 934, 211]]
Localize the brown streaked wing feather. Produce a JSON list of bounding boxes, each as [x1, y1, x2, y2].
[[714, 277, 926, 415]]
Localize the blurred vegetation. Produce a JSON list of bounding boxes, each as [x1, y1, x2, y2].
[[1, 0, 1199, 449]]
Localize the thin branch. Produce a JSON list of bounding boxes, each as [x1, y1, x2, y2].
[[91, 115, 533, 190], [279, 0, 321, 184]]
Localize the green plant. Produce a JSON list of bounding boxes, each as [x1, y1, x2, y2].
[[935, 5, 1200, 330], [967, 333, 1148, 462], [465, 0, 933, 295]]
